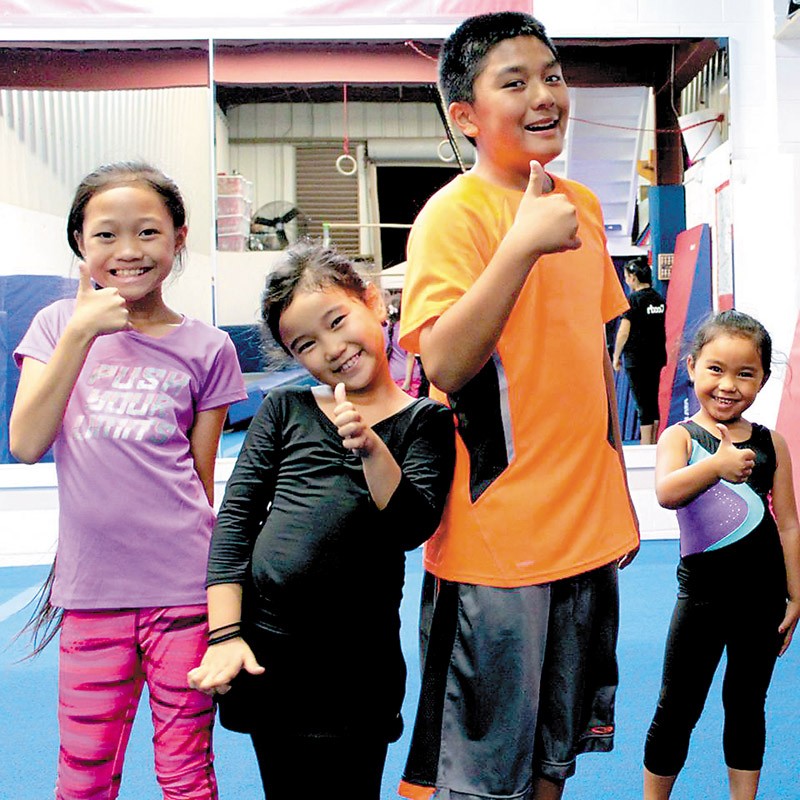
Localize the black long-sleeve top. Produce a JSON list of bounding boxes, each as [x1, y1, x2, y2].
[[207, 386, 455, 736]]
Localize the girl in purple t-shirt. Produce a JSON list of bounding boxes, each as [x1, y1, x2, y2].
[[384, 291, 423, 398], [11, 162, 246, 799]]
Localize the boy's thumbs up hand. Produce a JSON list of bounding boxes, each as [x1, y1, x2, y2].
[[71, 262, 129, 338], [525, 159, 547, 198], [511, 160, 581, 261], [714, 423, 756, 483]]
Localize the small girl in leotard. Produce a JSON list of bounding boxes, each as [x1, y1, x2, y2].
[[188, 241, 455, 800], [643, 310, 800, 800]]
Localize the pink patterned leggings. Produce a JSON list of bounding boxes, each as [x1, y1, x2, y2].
[[57, 606, 218, 800]]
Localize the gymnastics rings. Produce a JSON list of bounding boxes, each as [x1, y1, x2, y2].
[[335, 152, 358, 176], [437, 139, 457, 163]]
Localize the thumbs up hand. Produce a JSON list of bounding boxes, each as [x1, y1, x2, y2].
[[72, 262, 129, 338], [508, 160, 581, 262], [714, 424, 756, 483], [333, 382, 375, 458]]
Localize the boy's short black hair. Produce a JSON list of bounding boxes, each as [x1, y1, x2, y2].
[[439, 11, 558, 106]]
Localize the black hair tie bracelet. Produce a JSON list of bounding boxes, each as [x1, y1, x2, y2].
[[207, 629, 243, 646]]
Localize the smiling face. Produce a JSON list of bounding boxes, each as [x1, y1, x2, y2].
[[450, 35, 569, 189], [75, 183, 187, 305], [278, 284, 389, 394], [688, 333, 767, 426]]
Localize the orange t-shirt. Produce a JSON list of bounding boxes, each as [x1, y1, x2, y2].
[[400, 172, 638, 587]]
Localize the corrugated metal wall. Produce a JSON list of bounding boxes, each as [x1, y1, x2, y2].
[[227, 101, 443, 142], [225, 100, 447, 213], [0, 86, 213, 252], [224, 100, 452, 262]]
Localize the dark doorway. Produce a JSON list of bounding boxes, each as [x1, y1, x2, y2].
[[376, 165, 461, 268]]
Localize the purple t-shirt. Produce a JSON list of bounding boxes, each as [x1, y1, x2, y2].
[[14, 299, 247, 609]]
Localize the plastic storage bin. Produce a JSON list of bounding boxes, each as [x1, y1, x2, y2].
[[216, 214, 250, 235], [217, 194, 252, 217], [217, 174, 253, 199]]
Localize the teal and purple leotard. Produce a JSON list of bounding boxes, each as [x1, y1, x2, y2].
[[676, 420, 778, 559]]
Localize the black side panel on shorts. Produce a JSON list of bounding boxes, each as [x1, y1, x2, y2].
[[402, 575, 459, 787], [448, 353, 513, 502]]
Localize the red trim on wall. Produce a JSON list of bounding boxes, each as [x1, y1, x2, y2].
[[0, 46, 209, 90], [213, 43, 438, 86], [717, 293, 733, 311]]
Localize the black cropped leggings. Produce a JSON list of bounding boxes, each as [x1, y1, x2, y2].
[[625, 363, 663, 426], [644, 590, 785, 775]]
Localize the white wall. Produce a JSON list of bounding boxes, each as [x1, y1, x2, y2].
[[0, 446, 682, 567], [215, 250, 285, 327]]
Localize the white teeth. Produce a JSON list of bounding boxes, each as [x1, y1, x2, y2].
[[337, 353, 360, 373], [526, 120, 558, 131], [113, 268, 147, 277]]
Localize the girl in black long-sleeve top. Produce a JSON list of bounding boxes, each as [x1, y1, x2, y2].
[[188, 242, 455, 800]]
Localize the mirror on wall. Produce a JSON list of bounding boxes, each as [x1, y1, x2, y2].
[[209, 38, 460, 333], [208, 35, 730, 448], [207, 38, 471, 452], [0, 40, 214, 463]]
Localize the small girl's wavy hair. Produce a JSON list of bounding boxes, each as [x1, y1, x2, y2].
[[689, 310, 772, 380], [261, 241, 370, 356]]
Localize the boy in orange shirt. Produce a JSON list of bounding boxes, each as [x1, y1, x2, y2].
[[399, 12, 640, 800]]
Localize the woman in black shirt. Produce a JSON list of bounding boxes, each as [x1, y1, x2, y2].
[[612, 257, 667, 444]]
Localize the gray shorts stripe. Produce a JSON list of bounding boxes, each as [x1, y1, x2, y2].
[[403, 563, 620, 798]]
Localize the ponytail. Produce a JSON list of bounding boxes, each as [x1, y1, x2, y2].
[[16, 561, 63, 658]]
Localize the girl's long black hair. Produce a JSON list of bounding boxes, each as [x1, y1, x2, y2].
[[16, 561, 60, 658]]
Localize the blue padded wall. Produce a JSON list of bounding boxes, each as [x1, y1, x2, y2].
[[1, 275, 78, 463]]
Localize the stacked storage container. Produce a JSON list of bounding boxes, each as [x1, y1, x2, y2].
[[216, 174, 253, 251]]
